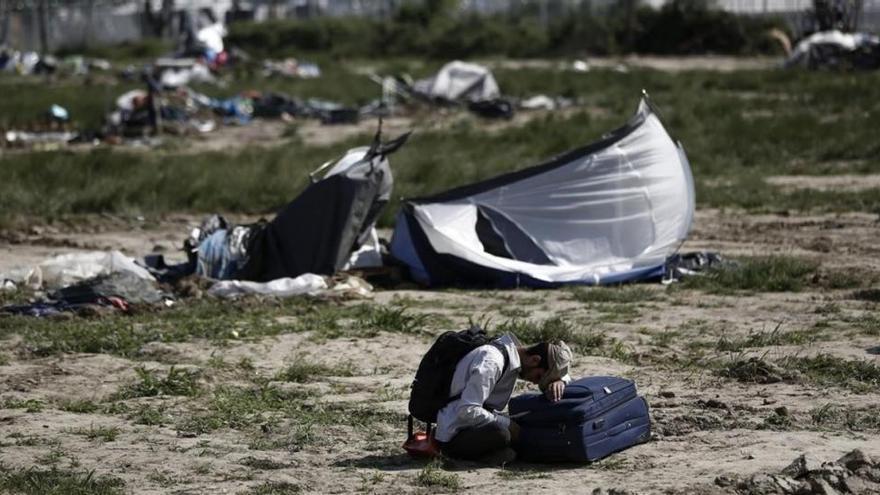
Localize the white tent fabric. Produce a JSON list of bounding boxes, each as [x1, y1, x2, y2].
[[402, 98, 694, 285], [413, 61, 501, 102]]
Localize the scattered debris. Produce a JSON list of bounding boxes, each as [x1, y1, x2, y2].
[[785, 30, 880, 70]]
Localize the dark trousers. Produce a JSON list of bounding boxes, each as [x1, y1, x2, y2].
[[439, 422, 511, 460]]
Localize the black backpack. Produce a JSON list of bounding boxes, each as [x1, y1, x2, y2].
[[407, 326, 509, 436]]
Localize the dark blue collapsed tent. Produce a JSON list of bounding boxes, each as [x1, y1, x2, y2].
[[389, 97, 695, 288]]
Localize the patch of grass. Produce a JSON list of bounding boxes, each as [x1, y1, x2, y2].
[[239, 457, 290, 470], [66, 424, 120, 442], [569, 286, 658, 304], [128, 404, 169, 426], [247, 424, 318, 452], [58, 399, 99, 414], [497, 316, 606, 353], [178, 384, 295, 435], [679, 256, 819, 293], [356, 305, 430, 335], [592, 303, 642, 323], [809, 404, 880, 432], [497, 307, 532, 319], [781, 354, 880, 393], [240, 481, 302, 494], [715, 324, 825, 352], [853, 315, 880, 336], [0, 297, 321, 359], [414, 461, 461, 492], [112, 366, 201, 400], [649, 330, 680, 348], [274, 358, 355, 383], [717, 356, 793, 384], [2, 398, 45, 412], [815, 271, 866, 290], [0, 466, 124, 495]]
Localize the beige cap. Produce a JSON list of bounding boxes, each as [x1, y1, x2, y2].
[[539, 341, 572, 391]]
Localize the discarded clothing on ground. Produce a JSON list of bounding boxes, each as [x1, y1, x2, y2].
[[785, 30, 880, 70], [3, 271, 167, 317], [51, 271, 165, 306], [390, 96, 695, 287]]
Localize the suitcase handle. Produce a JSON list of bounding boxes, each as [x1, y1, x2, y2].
[[605, 421, 632, 438]]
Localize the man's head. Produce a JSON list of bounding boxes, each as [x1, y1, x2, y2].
[[518, 341, 572, 389]]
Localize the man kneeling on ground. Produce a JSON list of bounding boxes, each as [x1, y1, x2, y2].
[[435, 333, 572, 464]]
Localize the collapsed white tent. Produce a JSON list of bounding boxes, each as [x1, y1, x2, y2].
[[390, 96, 695, 287], [412, 60, 501, 102]]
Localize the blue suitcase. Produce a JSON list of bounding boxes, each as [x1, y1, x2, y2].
[[508, 376, 651, 462]]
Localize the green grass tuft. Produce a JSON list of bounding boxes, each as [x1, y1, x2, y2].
[[112, 366, 201, 400], [240, 481, 302, 494], [274, 358, 355, 383], [2, 398, 45, 413], [569, 286, 658, 304], [781, 354, 880, 393], [356, 306, 430, 335], [497, 316, 606, 353], [0, 466, 125, 495], [680, 256, 819, 293], [414, 461, 461, 492], [66, 424, 120, 442], [58, 399, 100, 414]]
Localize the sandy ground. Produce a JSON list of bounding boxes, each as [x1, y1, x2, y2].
[[0, 198, 878, 494]]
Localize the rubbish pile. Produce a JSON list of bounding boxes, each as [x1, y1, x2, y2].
[[714, 449, 880, 494], [0, 46, 112, 77], [784, 30, 880, 70]]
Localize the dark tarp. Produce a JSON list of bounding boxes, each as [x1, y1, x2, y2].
[[235, 132, 409, 282]]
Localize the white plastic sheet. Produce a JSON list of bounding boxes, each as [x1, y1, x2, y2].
[[27, 251, 155, 290], [208, 273, 328, 298]]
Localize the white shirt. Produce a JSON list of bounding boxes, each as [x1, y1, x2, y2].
[[434, 333, 522, 442]]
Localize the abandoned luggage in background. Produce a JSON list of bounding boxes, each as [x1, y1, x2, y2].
[[508, 376, 650, 462]]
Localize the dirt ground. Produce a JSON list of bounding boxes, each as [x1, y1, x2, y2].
[[1, 195, 878, 494]]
